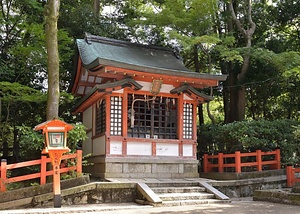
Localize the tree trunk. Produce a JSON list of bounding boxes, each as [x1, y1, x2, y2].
[[93, 0, 100, 17], [45, 0, 60, 120], [225, 0, 256, 122], [193, 45, 204, 125]]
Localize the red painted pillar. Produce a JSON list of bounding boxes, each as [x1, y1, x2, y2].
[[235, 151, 241, 173], [203, 154, 208, 173], [0, 159, 7, 192], [218, 153, 224, 173], [40, 155, 47, 185], [275, 149, 281, 169], [286, 165, 293, 187], [257, 150, 262, 171], [76, 150, 82, 175], [49, 150, 66, 208]]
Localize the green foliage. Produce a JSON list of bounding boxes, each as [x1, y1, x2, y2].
[[0, 82, 46, 104], [14, 122, 87, 161], [245, 50, 300, 120], [16, 125, 44, 160], [198, 119, 300, 165], [67, 123, 87, 152]]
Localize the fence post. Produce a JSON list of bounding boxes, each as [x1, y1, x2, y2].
[[76, 150, 82, 175], [286, 165, 293, 187], [257, 150, 262, 171], [275, 149, 281, 169], [218, 153, 224, 173], [40, 155, 47, 185], [0, 159, 7, 192], [235, 151, 241, 173], [203, 154, 208, 173]]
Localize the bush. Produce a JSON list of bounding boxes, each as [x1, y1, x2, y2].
[[198, 119, 300, 166]]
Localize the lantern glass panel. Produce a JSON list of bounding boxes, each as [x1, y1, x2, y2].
[[48, 132, 65, 148]]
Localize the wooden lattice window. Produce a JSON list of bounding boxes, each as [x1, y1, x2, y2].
[[110, 96, 122, 136], [127, 94, 178, 139], [96, 99, 106, 135], [183, 103, 193, 139]]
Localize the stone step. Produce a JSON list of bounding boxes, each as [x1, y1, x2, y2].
[[146, 182, 200, 188], [152, 186, 206, 194], [157, 192, 215, 201], [159, 198, 231, 206]]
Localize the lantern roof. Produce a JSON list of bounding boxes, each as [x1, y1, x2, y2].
[[34, 119, 74, 132]]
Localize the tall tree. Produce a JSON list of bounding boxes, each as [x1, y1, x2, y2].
[[45, 0, 60, 120], [226, 0, 256, 122]]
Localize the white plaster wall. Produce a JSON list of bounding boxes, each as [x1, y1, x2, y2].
[[110, 141, 122, 155], [156, 143, 179, 156], [127, 142, 152, 156], [93, 136, 106, 155], [113, 89, 124, 93], [183, 94, 193, 100], [136, 81, 174, 93], [183, 144, 193, 157], [82, 106, 93, 130], [82, 132, 92, 156]]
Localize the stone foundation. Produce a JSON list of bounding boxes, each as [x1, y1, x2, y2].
[[85, 156, 199, 179]]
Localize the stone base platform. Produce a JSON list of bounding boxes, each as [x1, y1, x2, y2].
[[86, 156, 199, 179]]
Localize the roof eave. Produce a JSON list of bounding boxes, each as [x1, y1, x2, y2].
[[83, 58, 228, 82]]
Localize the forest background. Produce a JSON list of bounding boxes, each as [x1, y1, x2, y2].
[[0, 0, 299, 171]]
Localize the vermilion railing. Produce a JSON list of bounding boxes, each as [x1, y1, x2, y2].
[[0, 150, 82, 192], [286, 165, 300, 187], [203, 149, 281, 173]]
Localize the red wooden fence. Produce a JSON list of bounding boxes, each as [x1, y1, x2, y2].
[[286, 165, 300, 187], [0, 150, 82, 192], [203, 149, 281, 173]]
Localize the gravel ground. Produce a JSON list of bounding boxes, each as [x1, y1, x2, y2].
[[1, 197, 300, 214]]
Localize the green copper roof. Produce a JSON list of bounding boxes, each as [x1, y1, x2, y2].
[[77, 36, 191, 73], [76, 35, 227, 81]]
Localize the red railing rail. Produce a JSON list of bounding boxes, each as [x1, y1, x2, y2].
[[203, 149, 281, 173], [286, 165, 300, 187], [0, 150, 82, 192]]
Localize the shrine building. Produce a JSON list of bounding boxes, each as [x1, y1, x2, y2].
[[69, 34, 227, 179]]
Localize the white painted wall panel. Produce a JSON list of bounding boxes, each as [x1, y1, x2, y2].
[[82, 132, 92, 156], [110, 141, 122, 155], [93, 136, 106, 155], [113, 89, 124, 93], [82, 106, 93, 130], [156, 143, 178, 156], [183, 94, 193, 100], [127, 142, 152, 156], [183, 144, 193, 157]]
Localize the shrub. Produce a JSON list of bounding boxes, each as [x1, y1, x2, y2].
[[198, 119, 300, 166]]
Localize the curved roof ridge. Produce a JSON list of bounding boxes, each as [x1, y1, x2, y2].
[[84, 33, 175, 53]]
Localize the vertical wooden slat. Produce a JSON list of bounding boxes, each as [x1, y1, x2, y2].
[[122, 89, 128, 137], [152, 141, 156, 157], [179, 141, 183, 157], [122, 140, 127, 155], [178, 94, 183, 140], [105, 95, 111, 155], [192, 102, 197, 140]]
